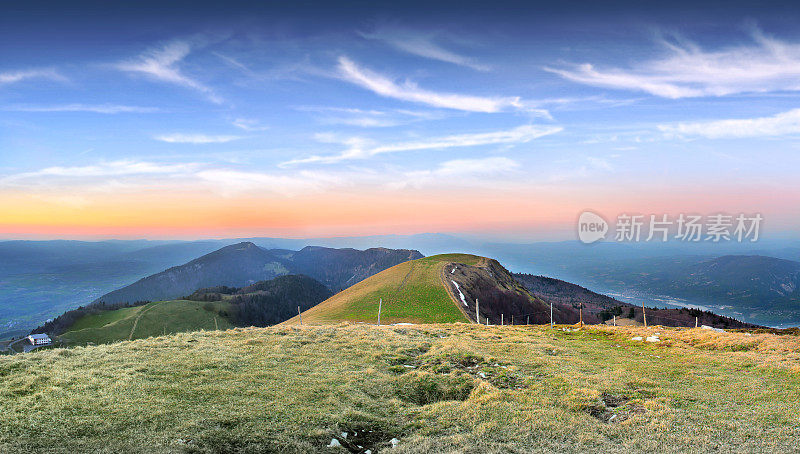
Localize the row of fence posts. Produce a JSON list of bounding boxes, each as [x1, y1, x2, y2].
[[369, 294, 701, 329], [471, 298, 558, 326], [472, 298, 553, 326]]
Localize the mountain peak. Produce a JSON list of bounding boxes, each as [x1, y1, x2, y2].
[[94, 243, 423, 305]]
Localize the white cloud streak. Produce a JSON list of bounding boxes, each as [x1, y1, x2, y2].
[[2, 161, 196, 182], [659, 108, 800, 138], [0, 68, 65, 85], [0, 160, 330, 198], [1, 157, 526, 199], [282, 124, 562, 166], [547, 30, 800, 98], [194, 169, 344, 197], [296, 106, 447, 128], [115, 41, 222, 103], [154, 133, 243, 144], [337, 56, 546, 115], [4, 104, 160, 114], [547, 156, 615, 183], [391, 157, 519, 190], [231, 118, 269, 132], [360, 27, 490, 71]]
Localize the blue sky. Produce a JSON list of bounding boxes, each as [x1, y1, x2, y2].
[[1, 1, 799, 239]]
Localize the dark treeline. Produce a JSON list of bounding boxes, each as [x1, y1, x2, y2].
[[513, 274, 623, 310], [32, 300, 151, 336], [187, 274, 332, 327], [630, 306, 760, 329], [228, 275, 332, 327]]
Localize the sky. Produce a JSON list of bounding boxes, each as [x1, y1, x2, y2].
[[1, 1, 800, 240]]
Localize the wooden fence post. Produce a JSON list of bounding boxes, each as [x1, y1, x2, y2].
[[298, 306, 302, 326], [642, 301, 647, 328], [377, 298, 382, 326]]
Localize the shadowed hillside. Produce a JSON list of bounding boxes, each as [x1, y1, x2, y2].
[[94, 243, 422, 305], [95, 242, 290, 304], [285, 246, 423, 291], [445, 258, 573, 324]]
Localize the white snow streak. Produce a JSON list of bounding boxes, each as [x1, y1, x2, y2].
[[451, 280, 468, 306]]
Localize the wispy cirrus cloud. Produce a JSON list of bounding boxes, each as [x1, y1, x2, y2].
[[296, 106, 447, 128], [546, 30, 800, 98], [547, 155, 616, 183], [115, 41, 223, 104], [391, 157, 519, 189], [360, 27, 490, 71], [281, 123, 562, 166], [194, 168, 346, 197], [154, 133, 243, 144], [3, 104, 160, 114], [231, 118, 269, 132], [337, 57, 547, 115], [0, 68, 65, 85], [1, 157, 523, 200], [0, 160, 321, 198], [1, 160, 196, 184], [659, 108, 800, 138]]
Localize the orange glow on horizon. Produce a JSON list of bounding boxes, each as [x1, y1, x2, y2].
[[1, 183, 797, 240]]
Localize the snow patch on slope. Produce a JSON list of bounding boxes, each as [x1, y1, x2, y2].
[[451, 280, 468, 306]]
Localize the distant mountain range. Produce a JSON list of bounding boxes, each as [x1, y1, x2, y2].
[[95, 242, 290, 304], [3, 235, 800, 338], [653, 255, 800, 307], [95, 242, 422, 305], [0, 236, 435, 337], [286, 245, 424, 291], [41, 249, 759, 347], [558, 254, 800, 325]]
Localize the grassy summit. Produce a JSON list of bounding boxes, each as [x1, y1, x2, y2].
[[1, 324, 799, 452], [284, 254, 485, 325]]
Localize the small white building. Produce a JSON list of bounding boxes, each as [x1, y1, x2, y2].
[[27, 334, 52, 346]]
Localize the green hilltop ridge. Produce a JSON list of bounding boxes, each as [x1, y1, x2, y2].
[[285, 253, 574, 325]]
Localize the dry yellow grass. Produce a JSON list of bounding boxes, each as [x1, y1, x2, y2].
[[593, 324, 800, 372], [1, 323, 799, 453]]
